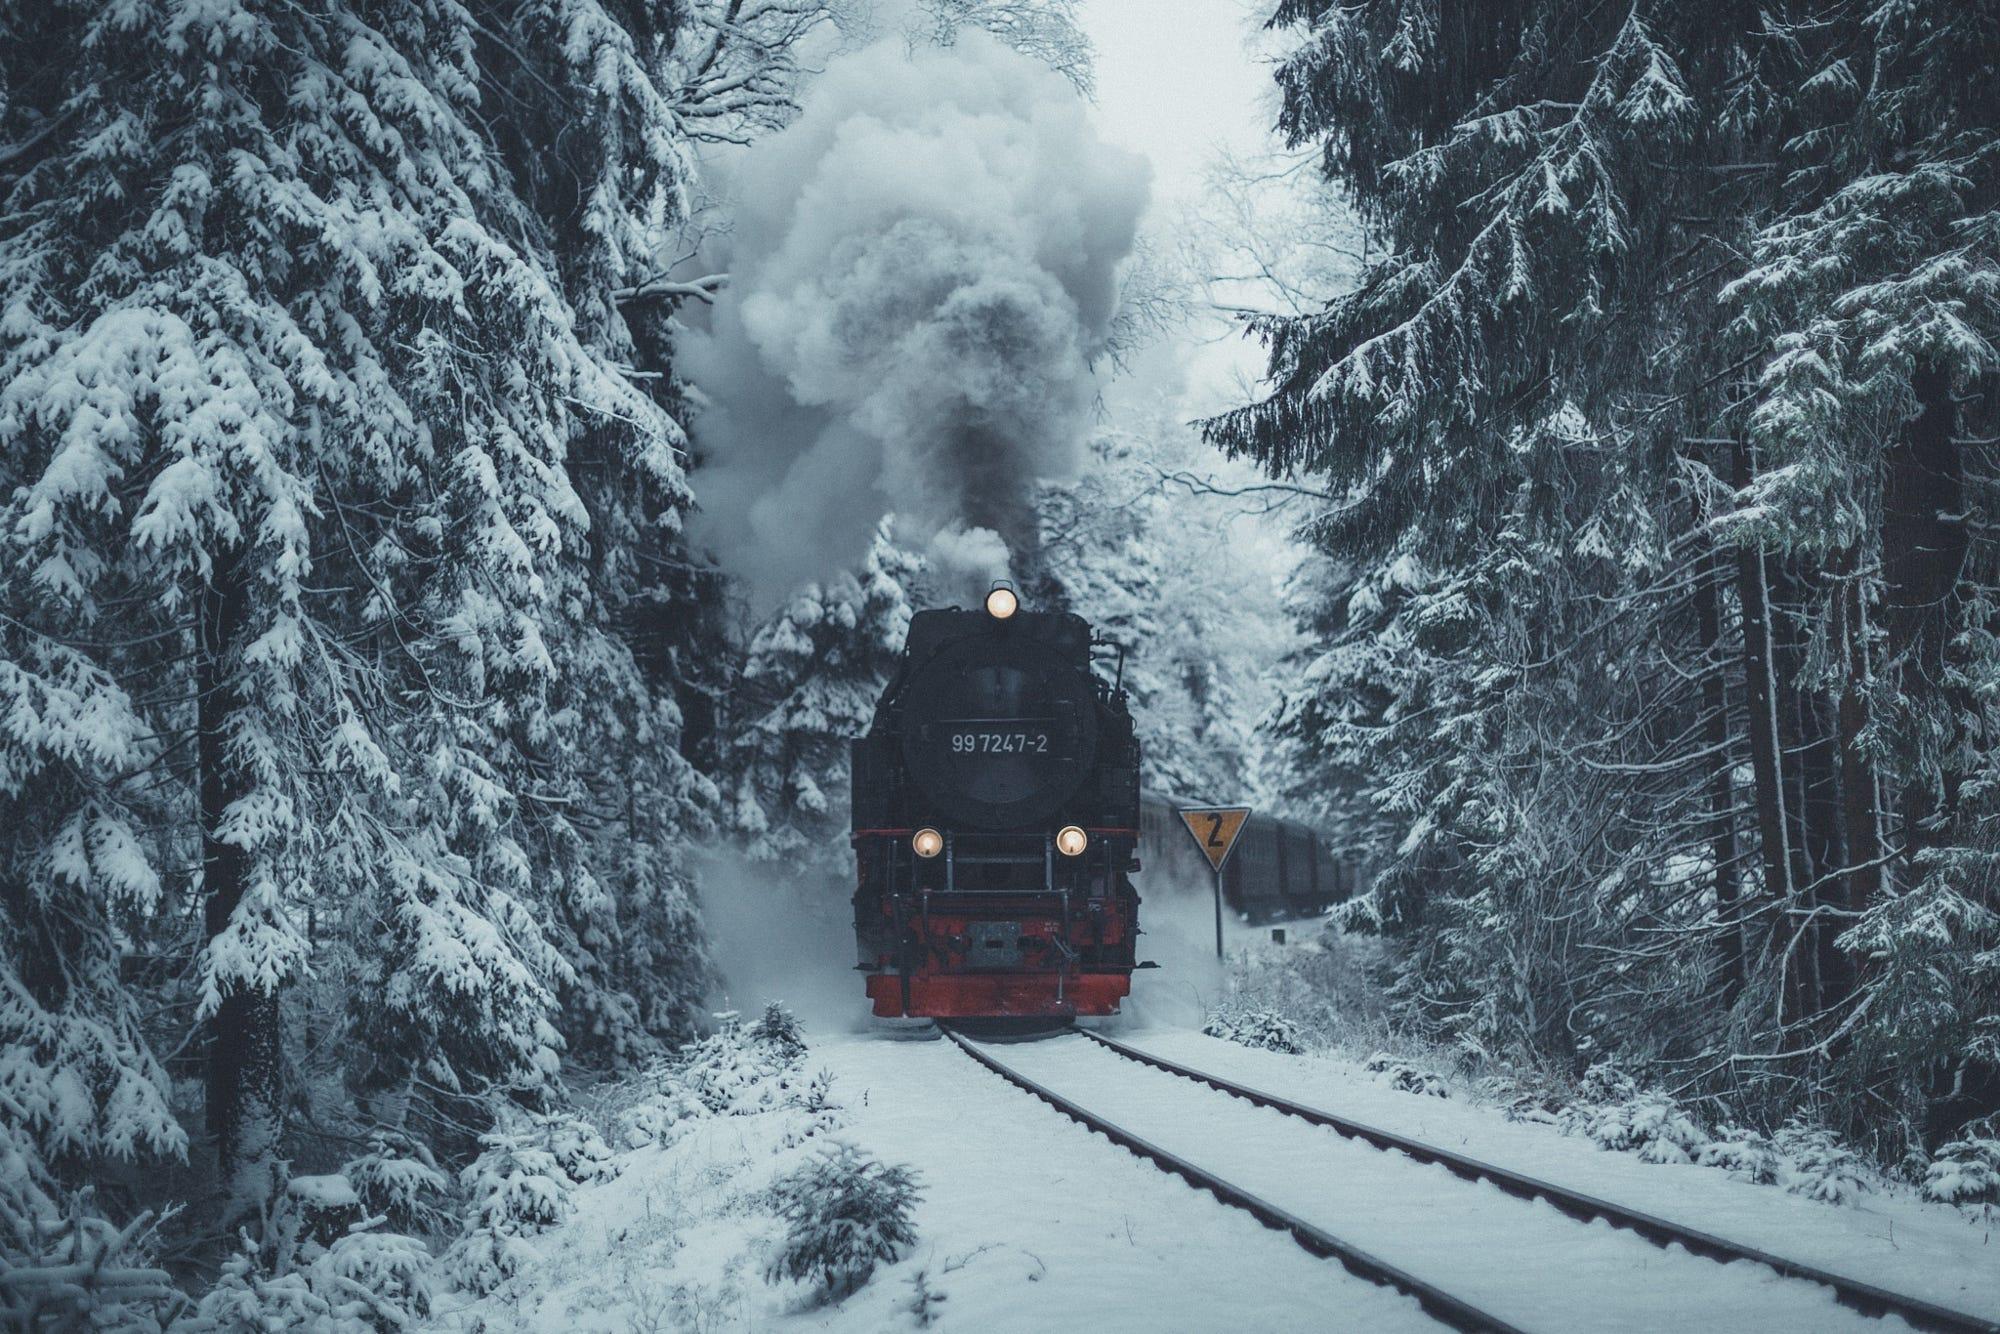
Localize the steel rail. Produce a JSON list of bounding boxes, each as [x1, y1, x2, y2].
[[1077, 1027, 2000, 1334], [942, 1026, 1528, 1334]]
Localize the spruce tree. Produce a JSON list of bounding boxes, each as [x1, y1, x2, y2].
[[728, 523, 920, 879], [0, 0, 714, 1226], [1215, 0, 1998, 1139]]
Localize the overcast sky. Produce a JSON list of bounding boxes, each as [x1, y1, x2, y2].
[[1080, 0, 1279, 209], [1078, 0, 1287, 415]]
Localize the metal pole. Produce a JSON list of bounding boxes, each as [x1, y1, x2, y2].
[[1213, 865, 1224, 960]]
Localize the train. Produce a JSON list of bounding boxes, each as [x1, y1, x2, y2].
[[849, 585, 1354, 1020], [849, 586, 1140, 1018], [1136, 793, 1357, 925]]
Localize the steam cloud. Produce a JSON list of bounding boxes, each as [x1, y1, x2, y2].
[[685, 35, 1150, 607]]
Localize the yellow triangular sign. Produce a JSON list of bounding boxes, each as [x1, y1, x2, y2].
[[1178, 806, 1253, 873]]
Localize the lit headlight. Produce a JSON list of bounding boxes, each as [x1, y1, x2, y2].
[[912, 828, 944, 859], [1055, 825, 1088, 857], [985, 585, 1018, 620]]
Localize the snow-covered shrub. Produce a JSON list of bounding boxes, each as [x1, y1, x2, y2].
[[1363, 1051, 1451, 1098], [1699, 1126, 1781, 1184], [1577, 1091, 1710, 1164], [905, 1266, 946, 1325], [781, 1068, 848, 1150], [0, 1141, 177, 1333], [1774, 1121, 1872, 1206], [312, 1229, 434, 1327], [1479, 1072, 1567, 1124], [443, 1110, 619, 1296], [289, 1173, 364, 1249], [1923, 1134, 2000, 1211], [184, 1225, 434, 1333], [1555, 1063, 1710, 1163], [1203, 1004, 1305, 1054], [343, 1132, 451, 1237], [1571, 1061, 1639, 1108], [624, 1005, 819, 1145], [750, 1001, 808, 1062], [764, 1141, 921, 1303], [184, 1239, 335, 1332]]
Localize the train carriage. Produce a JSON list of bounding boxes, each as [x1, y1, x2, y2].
[[1137, 792, 1353, 924]]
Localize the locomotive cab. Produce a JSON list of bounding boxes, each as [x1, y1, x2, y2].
[[851, 590, 1142, 1018]]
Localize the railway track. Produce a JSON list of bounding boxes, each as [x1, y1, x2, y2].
[[1076, 1029, 1998, 1334], [942, 1025, 1525, 1333], [944, 1025, 1999, 1334]]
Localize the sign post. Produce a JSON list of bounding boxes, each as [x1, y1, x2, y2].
[[1177, 806, 1253, 960]]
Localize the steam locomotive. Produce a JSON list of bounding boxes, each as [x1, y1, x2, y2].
[[849, 586, 1143, 1018]]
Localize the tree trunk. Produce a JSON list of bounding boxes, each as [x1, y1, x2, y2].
[[1731, 435, 1794, 1020], [1693, 540, 1743, 1003], [1881, 359, 1967, 863], [1830, 567, 1879, 1008], [1794, 647, 1844, 1021], [199, 554, 282, 1216], [1767, 557, 1832, 1028]]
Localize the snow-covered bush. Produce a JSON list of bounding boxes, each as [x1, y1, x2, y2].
[[1203, 1005, 1305, 1054], [750, 1001, 809, 1062], [1698, 1126, 1781, 1185], [1923, 1133, 2000, 1211], [1363, 1051, 1451, 1098], [1577, 1091, 1710, 1164], [1480, 1072, 1568, 1124], [184, 1240, 334, 1332], [623, 1005, 820, 1145], [764, 1142, 921, 1303], [184, 1223, 434, 1333], [1773, 1121, 1872, 1206], [1570, 1061, 1639, 1108], [1560, 1068, 1708, 1164], [313, 1229, 434, 1327], [0, 1141, 177, 1332], [343, 1132, 451, 1237], [1557, 1063, 1708, 1163], [288, 1173, 364, 1249], [780, 1068, 848, 1150], [443, 1110, 619, 1296]]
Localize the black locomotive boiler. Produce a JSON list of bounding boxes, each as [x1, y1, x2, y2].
[[849, 586, 1143, 1017]]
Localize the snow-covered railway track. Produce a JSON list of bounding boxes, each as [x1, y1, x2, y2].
[[949, 1027, 1992, 1333], [943, 1026, 1528, 1333], [1076, 1029, 1997, 1334]]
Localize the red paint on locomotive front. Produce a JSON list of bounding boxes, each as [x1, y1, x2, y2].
[[856, 892, 1139, 1017], [865, 972, 1131, 1018]]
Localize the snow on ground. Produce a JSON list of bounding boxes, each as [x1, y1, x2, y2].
[[423, 1013, 1997, 1332], [994, 1035, 1897, 1332], [423, 1032, 1436, 1332], [1098, 1026, 2000, 1325]]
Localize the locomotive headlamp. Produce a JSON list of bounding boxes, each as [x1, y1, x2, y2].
[[1055, 825, 1089, 857], [912, 827, 944, 859], [984, 585, 1019, 620]]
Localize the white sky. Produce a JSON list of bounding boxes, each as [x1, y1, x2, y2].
[[1077, 1, 1306, 683], [1077, 0, 1286, 416], [1079, 0, 1280, 210]]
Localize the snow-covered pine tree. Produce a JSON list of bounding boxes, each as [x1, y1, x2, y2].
[[1214, 0, 1998, 1145], [1723, 0, 2000, 1135], [728, 523, 920, 878], [1207, 1, 1824, 1067], [0, 0, 715, 1239]]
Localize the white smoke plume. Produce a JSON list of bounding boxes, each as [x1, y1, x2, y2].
[[684, 34, 1150, 607]]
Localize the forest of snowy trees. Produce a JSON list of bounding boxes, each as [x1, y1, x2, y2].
[[1211, 0, 1999, 1159], [1, 0, 1995, 1326]]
